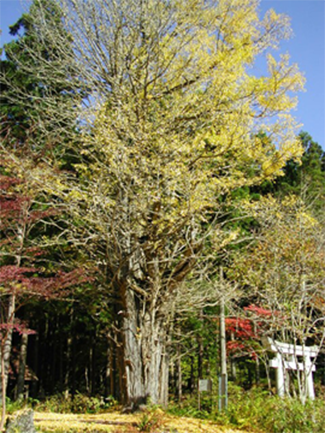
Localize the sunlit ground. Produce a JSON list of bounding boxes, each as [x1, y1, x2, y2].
[[33, 410, 251, 433]]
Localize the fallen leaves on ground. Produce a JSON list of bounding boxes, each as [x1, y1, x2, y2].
[[33, 410, 255, 433]]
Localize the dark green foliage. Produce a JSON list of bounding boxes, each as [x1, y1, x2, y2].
[[249, 131, 325, 211], [0, 0, 79, 154], [33, 392, 116, 414], [277, 132, 325, 204]]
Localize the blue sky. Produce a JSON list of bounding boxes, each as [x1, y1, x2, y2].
[[0, 0, 324, 148]]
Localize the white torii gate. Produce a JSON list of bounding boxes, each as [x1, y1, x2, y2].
[[264, 338, 319, 399]]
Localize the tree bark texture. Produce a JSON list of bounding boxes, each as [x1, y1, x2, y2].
[[117, 287, 168, 408], [0, 293, 16, 404]]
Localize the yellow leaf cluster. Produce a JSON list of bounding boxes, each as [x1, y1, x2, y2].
[[69, 0, 305, 245]]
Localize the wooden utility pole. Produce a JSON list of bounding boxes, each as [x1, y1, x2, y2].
[[219, 268, 228, 411]]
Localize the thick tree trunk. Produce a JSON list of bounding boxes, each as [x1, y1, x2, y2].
[[117, 287, 168, 409]]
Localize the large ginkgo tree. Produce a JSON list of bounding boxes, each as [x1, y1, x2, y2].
[[2, 0, 305, 408]]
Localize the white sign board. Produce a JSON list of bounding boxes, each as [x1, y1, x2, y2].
[[198, 379, 212, 392]]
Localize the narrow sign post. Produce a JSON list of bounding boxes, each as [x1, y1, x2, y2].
[[198, 379, 213, 410]]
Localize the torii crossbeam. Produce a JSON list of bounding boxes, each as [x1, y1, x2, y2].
[[263, 338, 319, 399]]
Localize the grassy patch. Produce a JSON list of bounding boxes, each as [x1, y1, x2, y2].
[[168, 384, 325, 433]]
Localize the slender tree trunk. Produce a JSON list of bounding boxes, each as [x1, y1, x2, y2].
[[105, 343, 111, 398], [255, 356, 260, 386], [159, 346, 169, 407], [51, 317, 58, 393], [198, 310, 204, 380], [189, 355, 195, 394], [89, 345, 93, 395], [104, 336, 117, 399], [198, 344, 204, 382], [64, 309, 74, 398], [71, 325, 76, 397], [110, 338, 117, 398], [64, 336, 72, 398], [2, 220, 28, 405], [253, 324, 260, 385], [90, 330, 96, 395], [0, 349, 6, 432], [177, 341, 182, 403], [16, 333, 28, 401], [0, 293, 16, 404], [59, 320, 64, 392], [264, 357, 272, 392], [39, 315, 49, 396], [230, 332, 237, 381], [230, 359, 237, 381], [31, 325, 39, 398], [170, 358, 175, 395], [85, 366, 90, 394], [0, 264, 19, 428], [30, 322, 40, 398], [48, 319, 54, 393]]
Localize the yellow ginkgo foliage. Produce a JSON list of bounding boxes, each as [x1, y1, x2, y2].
[[232, 195, 325, 355]]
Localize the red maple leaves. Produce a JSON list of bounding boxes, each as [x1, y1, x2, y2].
[[0, 265, 88, 298], [0, 171, 89, 326], [225, 305, 274, 358]]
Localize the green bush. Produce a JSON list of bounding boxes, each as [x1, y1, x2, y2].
[[5, 397, 28, 414], [34, 393, 117, 414], [213, 384, 325, 432], [266, 398, 325, 433], [137, 408, 166, 433], [168, 384, 325, 433]]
